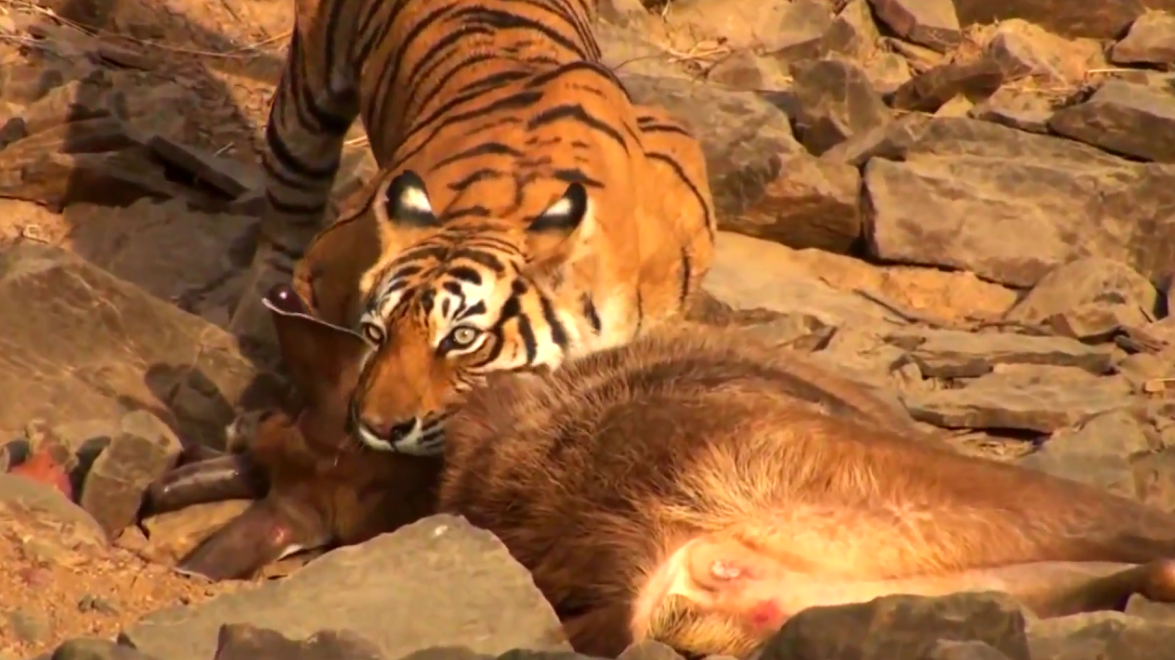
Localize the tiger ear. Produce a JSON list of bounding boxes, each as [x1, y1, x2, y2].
[[525, 182, 591, 264], [382, 170, 441, 229], [262, 284, 371, 401]]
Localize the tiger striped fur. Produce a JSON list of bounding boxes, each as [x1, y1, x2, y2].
[[232, 0, 717, 456]]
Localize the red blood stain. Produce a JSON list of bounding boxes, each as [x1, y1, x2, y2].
[[8, 450, 73, 501]]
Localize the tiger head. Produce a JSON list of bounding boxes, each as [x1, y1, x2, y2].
[[347, 166, 597, 456]]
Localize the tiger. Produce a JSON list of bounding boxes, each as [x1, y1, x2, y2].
[[229, 0, 717, 457]]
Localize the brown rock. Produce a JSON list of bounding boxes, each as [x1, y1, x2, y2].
[[121, 515, 569, 660], [213, 624, 385, 660], [1005, 257, 1160, 325], [1016, 408, 1153, 499], [1048, 81, 1175, 163], [884, 328, 1114, 379], [821, 0, 882, 60], [621, 74, 862, 253], [141, 500, 250, 564], [968, 88, 1054, 133], [901, 365, 1134, 433], [1111, 11, 1175, 66], [762, 592, 1030, 660], [866, 0, 962, 53], [0, 243, 264, 447], [863, 118, 1175, 288], [952, 0, 1175, 40], [79, 411, 183, 537], [820, 113, 930, 166], [664, 0, 833, 60], [890, 58, 1004, 113], [789, 58, 891, 156], [863, 52, 915, 95], [983, 19, 1106, 86], [706, 50, 788, 91]]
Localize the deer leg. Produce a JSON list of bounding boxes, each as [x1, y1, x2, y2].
[[175, 491, 332, 581], [634, 534, 1175, 658], [143, 453, 269, 516]]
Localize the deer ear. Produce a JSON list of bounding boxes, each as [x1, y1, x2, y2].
[[262, 284, 371, 398]]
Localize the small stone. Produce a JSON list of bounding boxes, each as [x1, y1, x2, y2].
[[901, 365, 1135, 433], [78, 595, 121, 615], [618, 641, 686, 660], [761, 592, 1030, 660], [4, 607, 53, 643], [983, 19, 1105, 86], [866, 0, 963, 53], [213, 624, 387, 660], [821, 0, 881, 59], [890, 58, 1004, 113], [885, 328, 1113, 379], [789, 58, 891, 155], [1048, 80, 1175, 163], [79, 410, 183, 537], [1110, 11, 1175, 67], [969, 88, 1054, 133], [1005, 257, 1160, 327], [50, 637, 163, 660], [924, 640, 1015, 660]]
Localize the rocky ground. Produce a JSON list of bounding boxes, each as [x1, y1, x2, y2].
[[1, 0, 1175, 658]]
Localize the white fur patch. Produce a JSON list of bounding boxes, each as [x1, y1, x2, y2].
[[398, 185, 433, 214]]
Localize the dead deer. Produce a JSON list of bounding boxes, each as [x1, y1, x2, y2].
[[142, 284, 440, 580], [436, 327, 1175, 657], [145, 286, 1175, 659]]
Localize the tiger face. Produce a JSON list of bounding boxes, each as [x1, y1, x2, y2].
[[349, 168, 593, 456]]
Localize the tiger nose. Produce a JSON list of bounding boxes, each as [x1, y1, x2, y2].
[[358, 414, 416, 444]]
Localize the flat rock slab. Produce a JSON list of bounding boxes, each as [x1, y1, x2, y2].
[[885, 328, 1114, 378], [119, 515, 569, 660], [0, 243, 265, 448], [901, 366, 1134, 433], [863, 128, 1175, 287], [704, 231, 903, 328]]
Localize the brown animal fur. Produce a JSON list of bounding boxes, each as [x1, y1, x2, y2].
[[145, 297, 1175, 656], [143, 285, 440, 580], [438, 326, 1175, 657]]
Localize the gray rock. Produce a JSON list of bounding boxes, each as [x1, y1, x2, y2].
[[0, 242, 265, 448], [50, 638, 162, 660], [820, 0, 881, 60], [4, 607, 52, 644], [1004, 257, 1160, 342], [924, 640, 1015, 660], [1131, 446, 1175, 511], [212, 624, 386, 660], [702, 232, 904, 329], [901, 365, 1135, 433], [1125, 593, 1175, 624], [968, 88, 1053, 133], [0, 473, 107, 546], [951, 0, 1175, 40], [761, 592, 1030, 660], [119, 515, 569, 660], [789, 58, 890, 156], [890, 58, 1003, 113], [663, 0, 833, 60], [79, 410, 182, 536], [620, 74, 864, 254], [866, 0, 962, 52], [1026, 612, 1175, 660], [616, 641, 685, 660], [863, 120, 1175, 288], [885, 328, 1113, 378], [1048, 81, 1175, 164], [1110, 11, 1175, 66], [983, 19, 1105, 87], [1016, 407, 1154, 498]]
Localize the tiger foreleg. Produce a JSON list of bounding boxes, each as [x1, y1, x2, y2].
[[229, 29, 359, 355]]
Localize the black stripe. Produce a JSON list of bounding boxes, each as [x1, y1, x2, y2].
[[552, 168, 604, 188], [647, 152, 715, 241], [527, 104, 628, 152], [448, 168, 504, 193], [371, 2, 457, 138], [581, 294, 601, 334], [407, 53, 498, 121], [524, 60, 629, 101], [636, 120, 694, 138], [457, 300, 487, 321], [538, 292, 569, 350], [678, 246, 691, 307], [450, 6, 589, 60], [439, 206, 494, 223], [392, 89, 545, 174], [432, 142, 524, 171], [447, 266, 482, 285], [452, 249, 507, 274], [265, 189, 328, 217], [517, 310, 538, 364], [265, 114, 339, 180]]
